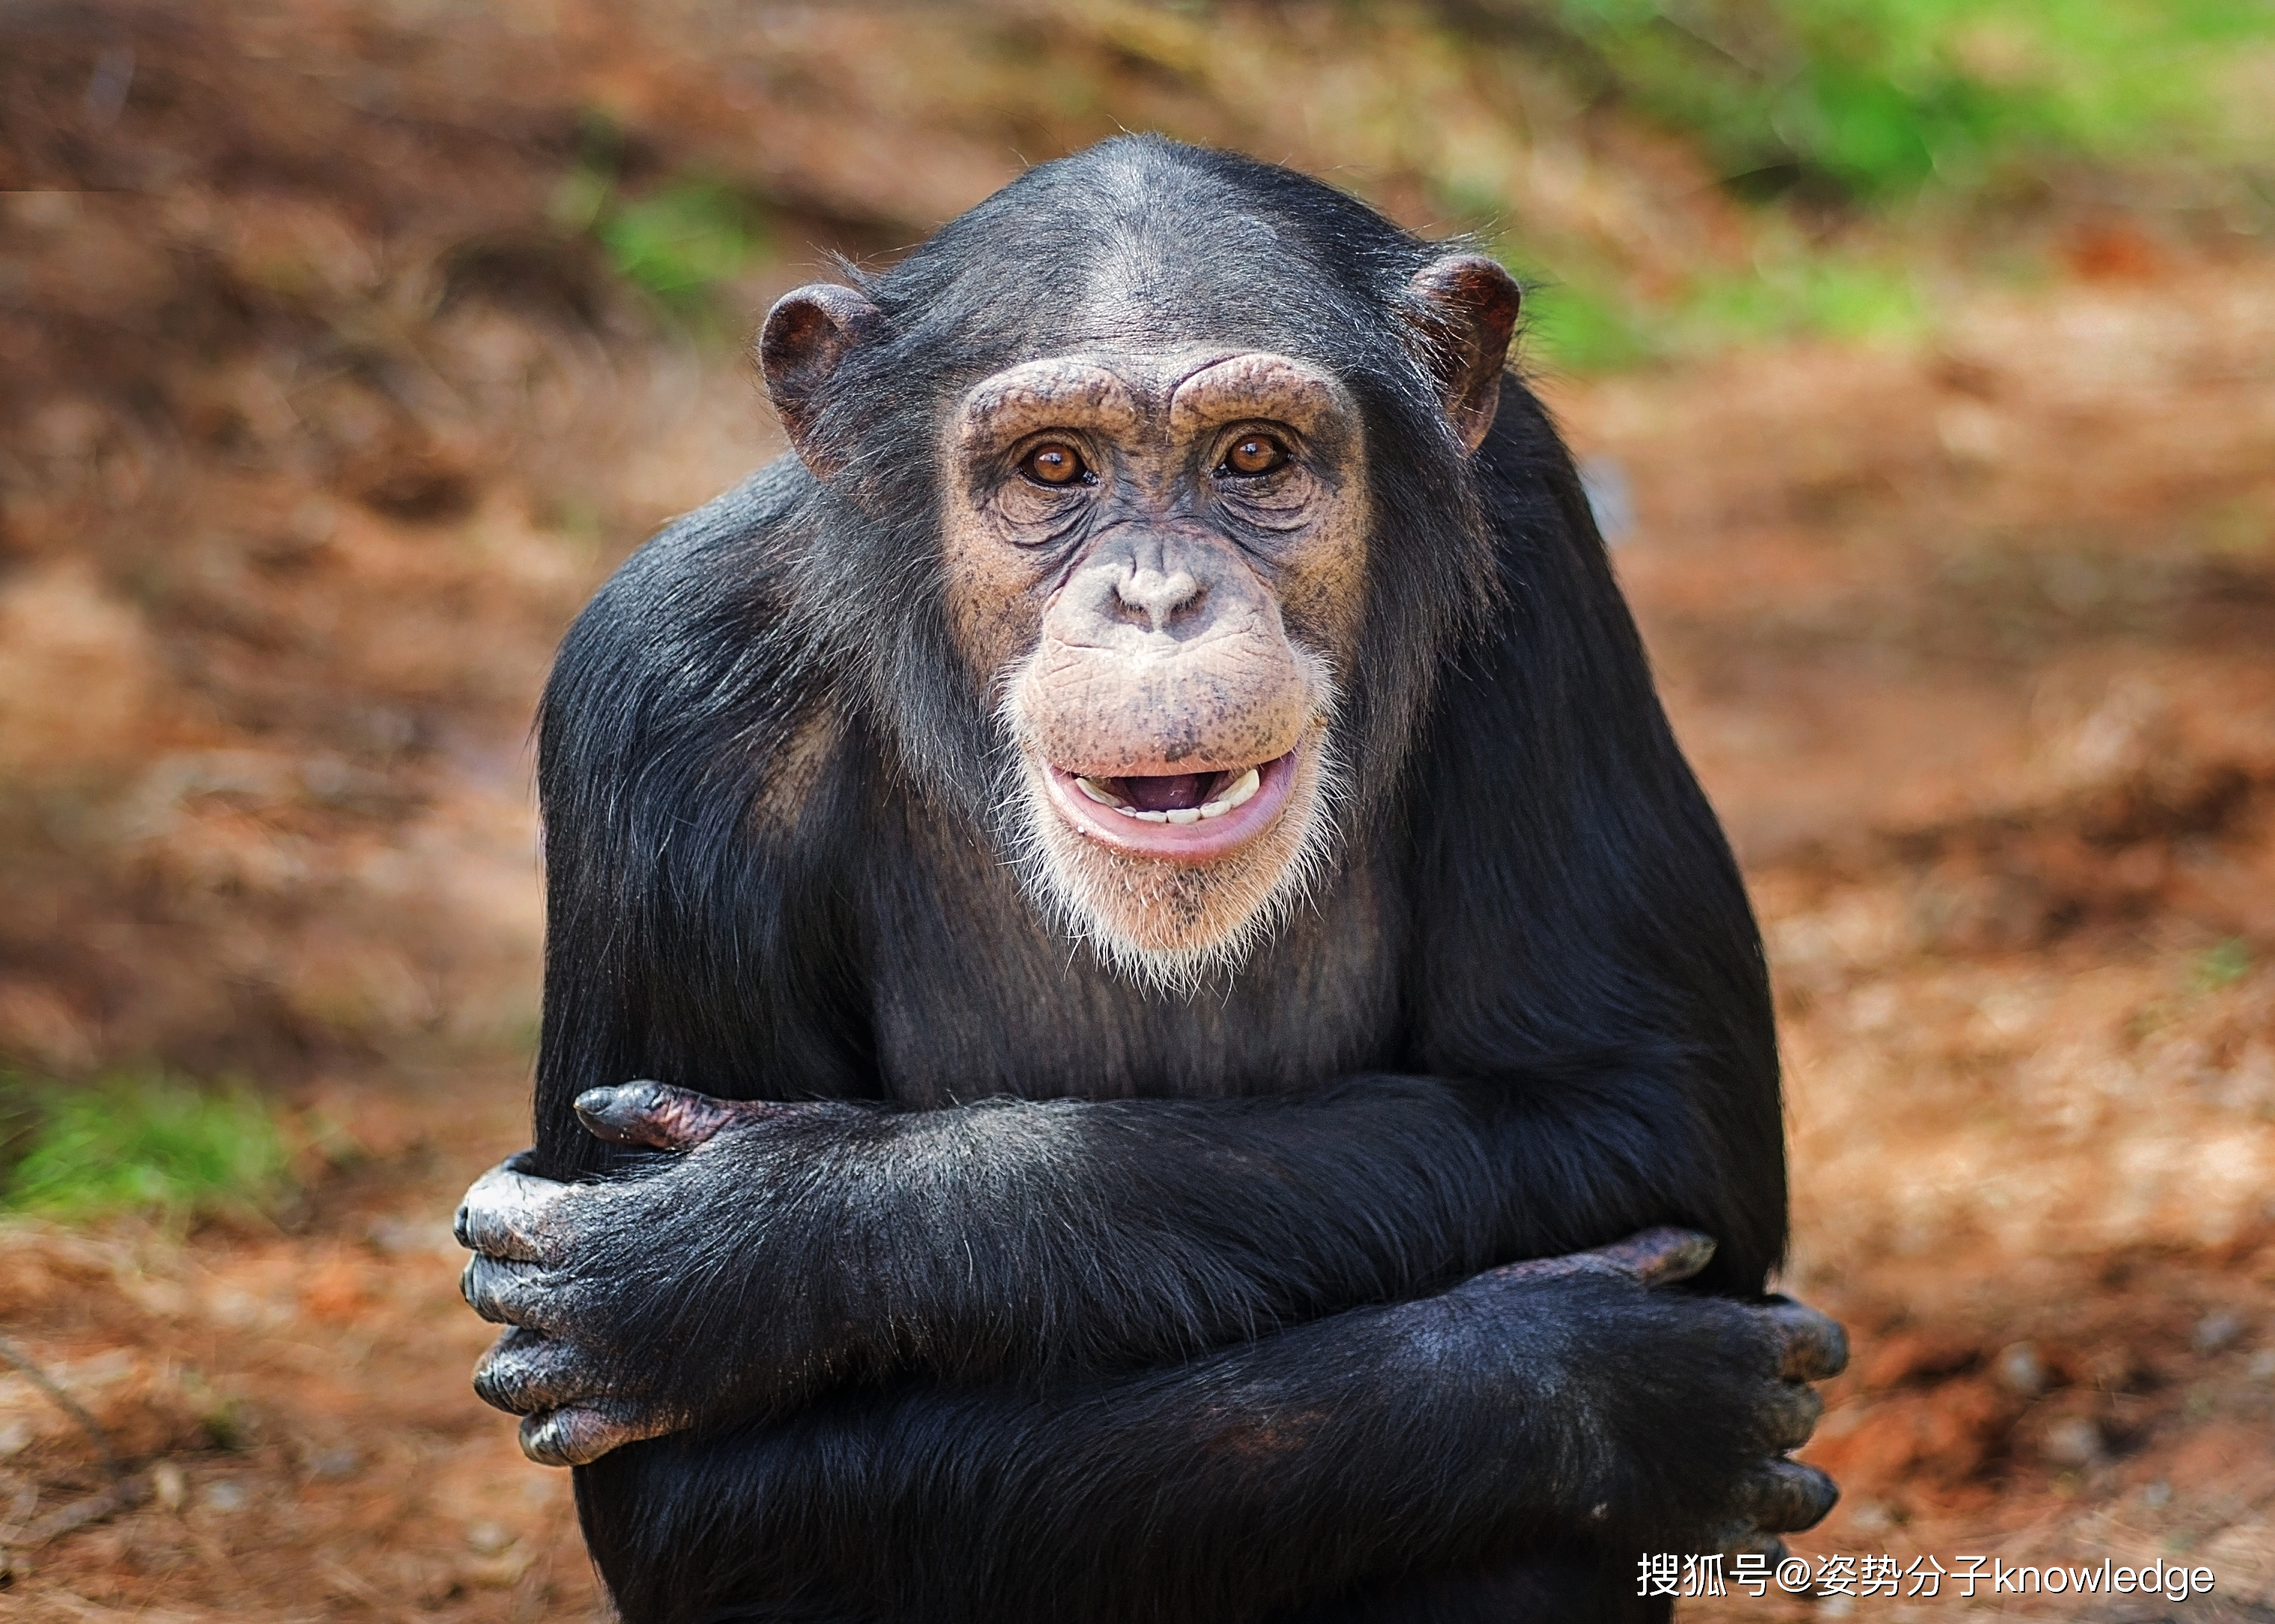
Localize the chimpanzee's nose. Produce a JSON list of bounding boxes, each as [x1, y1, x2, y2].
[[1115, 565, 1205, 632]]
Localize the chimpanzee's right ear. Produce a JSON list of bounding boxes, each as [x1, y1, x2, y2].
[[758, 284, 885, 480]]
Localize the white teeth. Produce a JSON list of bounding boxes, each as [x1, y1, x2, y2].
[[1077, 764, 1265, 827]]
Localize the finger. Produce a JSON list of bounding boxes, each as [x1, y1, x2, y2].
[[1719, 1529, 1787, 1564], [452, 1159, 570, 1262], [574, 1082, 764, 1151], [1743, 1459, 1839, 1534], [460, 1253, 568, 1332], [1760, 1380, 1824, 1453], [472, 1326, 604, 1415], [519, 1403, 684, 1468], [1763, 1297, 1849, 1381], [1600, 1227, 1717, 1288], [1476, 1228, 1719, 1292]]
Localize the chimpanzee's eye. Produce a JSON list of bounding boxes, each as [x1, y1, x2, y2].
[[1022, 443, 1088, 486], [1221, 435, 1289, 478]]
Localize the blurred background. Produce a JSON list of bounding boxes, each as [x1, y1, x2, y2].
[[1, 1, 2272, 1617]]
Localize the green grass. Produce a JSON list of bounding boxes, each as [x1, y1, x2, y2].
[[1520, 253, 1922, 371], [1, 1077, 293, 1222], [1490, 0, 2274, 371], [548, 123, 773, 319], [1530, 0, 2275, 205], [1521, 280, 1660, 372], [594, 182, 772, 310], [1679, 254, 1924, 345], [2193, 938, 2253, 993]]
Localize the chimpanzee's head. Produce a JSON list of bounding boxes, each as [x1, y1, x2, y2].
[[759, 138, 1518, 991]]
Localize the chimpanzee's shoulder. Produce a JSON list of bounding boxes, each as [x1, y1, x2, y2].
[[543, 456, 817, 736], [591, 456, 812, 618]]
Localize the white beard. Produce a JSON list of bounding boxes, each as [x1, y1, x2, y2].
[[993, 707, 1345, 1000]]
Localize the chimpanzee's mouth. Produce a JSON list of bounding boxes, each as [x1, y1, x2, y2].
[[1037, 748, 1302, 864], [1069, 765, 1263, 824]]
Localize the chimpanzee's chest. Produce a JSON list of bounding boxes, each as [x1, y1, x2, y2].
[[862, 834, 1407, 1106]]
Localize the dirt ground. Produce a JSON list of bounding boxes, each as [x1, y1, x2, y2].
[[1585, 259, 2275, 1620], [1, 4, 2272, 1620]]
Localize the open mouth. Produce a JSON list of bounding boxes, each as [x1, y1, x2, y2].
[[1040, 748, 1301, 863], [1072, 765, 1262, 823]]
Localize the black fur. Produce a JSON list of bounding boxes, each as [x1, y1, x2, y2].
[[522, 138, 1802, 1623]]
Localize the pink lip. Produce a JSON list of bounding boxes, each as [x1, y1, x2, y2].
[[1040, 748, 1301, 864]]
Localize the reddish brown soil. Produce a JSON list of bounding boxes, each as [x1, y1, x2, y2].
[[1557, 263, 2275, 1620], [1, 4, 2271, 1620]]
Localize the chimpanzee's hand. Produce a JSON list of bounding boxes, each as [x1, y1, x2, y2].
[[454, 1083, 870, 1467], [1458, 1228, 1846, 1553]]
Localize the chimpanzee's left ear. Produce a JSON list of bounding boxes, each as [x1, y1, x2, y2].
[[1401, 255, 1521, 455], [758, 283, 887, 479]]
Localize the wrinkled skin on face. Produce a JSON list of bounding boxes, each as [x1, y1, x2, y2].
[[942, 348, 1366, 982], [751, 252, 1517, 989]]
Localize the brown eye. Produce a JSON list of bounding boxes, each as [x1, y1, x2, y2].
[[1223, 435, 1288, 477], [1022, 442, 1087, 485]]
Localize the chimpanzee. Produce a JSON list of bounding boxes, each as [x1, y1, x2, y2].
[[453, 137, 1845, 1624]]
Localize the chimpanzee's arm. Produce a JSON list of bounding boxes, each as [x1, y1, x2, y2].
[[459, 1061, 1767, 1462], [573, 1236, 1842, 1624]]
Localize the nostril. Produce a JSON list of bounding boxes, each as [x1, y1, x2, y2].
[[1115, 568, 1206, 628]]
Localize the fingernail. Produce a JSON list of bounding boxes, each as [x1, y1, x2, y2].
[[521, 1412, 572, 1466]]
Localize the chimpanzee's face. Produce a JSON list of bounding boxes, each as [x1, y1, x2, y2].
[[758, 236, 1513, 993], [939, 348, 1369, 987]]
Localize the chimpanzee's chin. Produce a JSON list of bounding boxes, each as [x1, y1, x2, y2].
[[1004, 732, 1339, 994]]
